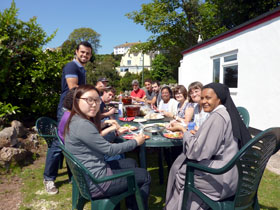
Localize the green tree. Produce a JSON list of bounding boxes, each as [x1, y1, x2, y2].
[[0, 1, 69, 121], [151, 54, 172, 81], [86, 54, 122, 92], [208, 0, 280, 29], [126, 0, 224, 81], [68, 27, 101, 53]]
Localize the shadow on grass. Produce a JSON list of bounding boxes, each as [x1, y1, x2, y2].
[[259, 204, 278, 210]]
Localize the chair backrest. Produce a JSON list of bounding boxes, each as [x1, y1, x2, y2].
[[233, 127, 279, 208], [35, 117, 58, 147], [237, 106, 250, 128], [55, 128, 64, 145], [58, 144, 97, 200]]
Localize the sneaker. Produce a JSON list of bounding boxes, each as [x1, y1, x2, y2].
[[43, 180, 58, 195]]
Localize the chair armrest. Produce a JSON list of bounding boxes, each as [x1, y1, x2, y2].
[[95, 170, 135, 184], [187, 159, 236, 175]]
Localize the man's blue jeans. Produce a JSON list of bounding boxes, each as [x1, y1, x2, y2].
[[43, 107, 65, 181], [43, 138, 62, 181]]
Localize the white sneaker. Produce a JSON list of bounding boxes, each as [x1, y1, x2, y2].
[[43, 180, 58, 195]]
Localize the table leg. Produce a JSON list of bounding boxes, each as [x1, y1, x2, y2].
[[158, 148, 164, 184], [139, 143, 147, 169]]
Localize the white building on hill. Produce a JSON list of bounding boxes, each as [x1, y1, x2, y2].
[[178, 7, 280, 131]]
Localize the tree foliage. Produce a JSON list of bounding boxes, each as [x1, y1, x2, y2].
[[68, 27, 101, 53], [0, 1, 69, 121]]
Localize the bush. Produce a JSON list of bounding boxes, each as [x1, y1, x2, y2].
[[0, 1, 70, 121]]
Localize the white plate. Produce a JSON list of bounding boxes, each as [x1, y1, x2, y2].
[[133, 118, 147, 123]]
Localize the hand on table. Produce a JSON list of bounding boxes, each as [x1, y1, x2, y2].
[[167, 122, 187, 133], [117, 126, 129, 135], [134, 133, 146, 146]]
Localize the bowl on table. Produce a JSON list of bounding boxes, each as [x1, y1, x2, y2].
[[122, 97, 132, 105], [143, 124, 166, 136], [126, 105, 141, 117]]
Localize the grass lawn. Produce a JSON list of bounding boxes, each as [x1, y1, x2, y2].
[[18, 149, 280, 210]]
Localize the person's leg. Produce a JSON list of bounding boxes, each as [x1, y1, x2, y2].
[[98, 159, 150, 210], [43, 139, 62, 194]]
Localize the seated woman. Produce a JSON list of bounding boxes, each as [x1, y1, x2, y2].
[[164, 83, 251, 210], [64, 84, 151, 210], [187, 81, 209, 129], [172, 85, 193, 125], [157, 86, 178, 118]]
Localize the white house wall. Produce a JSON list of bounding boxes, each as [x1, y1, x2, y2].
[[179, 16, 280, 130]]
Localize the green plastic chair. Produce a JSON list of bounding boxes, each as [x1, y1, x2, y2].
[[35, 117, 58, 148], [237, 106, 250, 128], [58, 144, 144, 210], [181, 127, 280, 210], [35, 117, 63, 169]]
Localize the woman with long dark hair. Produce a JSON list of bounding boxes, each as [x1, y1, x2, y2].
[[64, 84, 151, 210]]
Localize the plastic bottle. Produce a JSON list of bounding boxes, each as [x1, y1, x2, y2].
[[118, 102, 123, 118], [187, 122, 196, 131]]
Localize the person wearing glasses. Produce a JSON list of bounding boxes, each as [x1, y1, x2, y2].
[[64, 84, 151, 210], [130, 79, 146, 102]]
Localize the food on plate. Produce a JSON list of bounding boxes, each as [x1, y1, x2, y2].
[[123, 134, 150, 140], [144, 113, 164, 120], [119, 117, 135, 121], [122, 124, 138, 131], [163, 132, 183, 139], [133, 118, 147, 123]]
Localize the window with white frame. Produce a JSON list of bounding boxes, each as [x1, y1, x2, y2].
[[212, 51, 238, 88], [127, 60, 131, 65]]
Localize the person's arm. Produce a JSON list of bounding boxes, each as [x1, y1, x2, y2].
[[150, 95, 157, 106], [100, 108, 116, 119], [66, 78, 79, 89], [184, 113, 225, 161], [183, 106, 194, 125], [76, 119, 138, 156]]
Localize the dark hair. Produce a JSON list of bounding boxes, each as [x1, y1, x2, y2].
[[64, 85, 101, 137], [152, 81, 160, 86], [161, 86, 173, 98], [188, 81, 203, 103], [174, 85, 188, 100], [144, 79, 152, 84], [104, 87, 116, 95], [76, 41, 93, 52], [63, 87, 77, 110]]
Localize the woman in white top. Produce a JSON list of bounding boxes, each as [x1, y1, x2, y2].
[[158, 86, 178, 118], [188, 81, 209, 129], [172, 85, 193, 125]]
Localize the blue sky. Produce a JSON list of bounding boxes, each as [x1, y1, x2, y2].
[[1, 0, 153, 54]]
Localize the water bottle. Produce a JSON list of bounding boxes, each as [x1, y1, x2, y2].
[[118, 102, 123, 118], [188, 122, 196, 131]]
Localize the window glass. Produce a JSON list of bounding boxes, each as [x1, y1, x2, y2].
[[223, 65, 238, 88], [127, 60, 131, 65], [224, 54, 237, 62], [213, 58, 220, 83]]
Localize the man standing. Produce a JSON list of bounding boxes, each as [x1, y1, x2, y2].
[[44, 41, 92, 195], [57, 41, 92, 122]]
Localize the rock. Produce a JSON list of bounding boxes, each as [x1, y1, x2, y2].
[[0, 147, 27, 164], [11, 120, 28, 137], [0, 127, 18, 148]]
